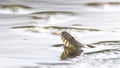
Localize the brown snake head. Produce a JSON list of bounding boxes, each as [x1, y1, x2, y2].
[[60, 31, 83, 60]]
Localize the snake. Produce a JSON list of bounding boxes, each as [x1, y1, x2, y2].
[[60, 31, 83, 60]]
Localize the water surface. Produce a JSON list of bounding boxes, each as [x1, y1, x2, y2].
[[1, 0, 120, 68]]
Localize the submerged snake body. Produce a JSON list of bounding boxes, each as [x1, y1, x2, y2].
[[60, 31, 83, 60]]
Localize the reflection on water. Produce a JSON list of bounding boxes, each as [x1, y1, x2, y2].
[[85, 2, 120, 6], [11, 25, 100, 35], [31, 11, 75, 20], [84, 2, 120, 12], [0, 4, 31, 9], [90, 40, 120, 45], [0, 4, 32, 14], [72, 24, 82, 26], [30, 11, 77, 24]]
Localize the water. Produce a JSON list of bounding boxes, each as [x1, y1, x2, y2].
[[1, 0, 120, 68]]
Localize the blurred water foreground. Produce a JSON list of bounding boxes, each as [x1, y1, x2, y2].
[[1, 0, 120, 68]]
